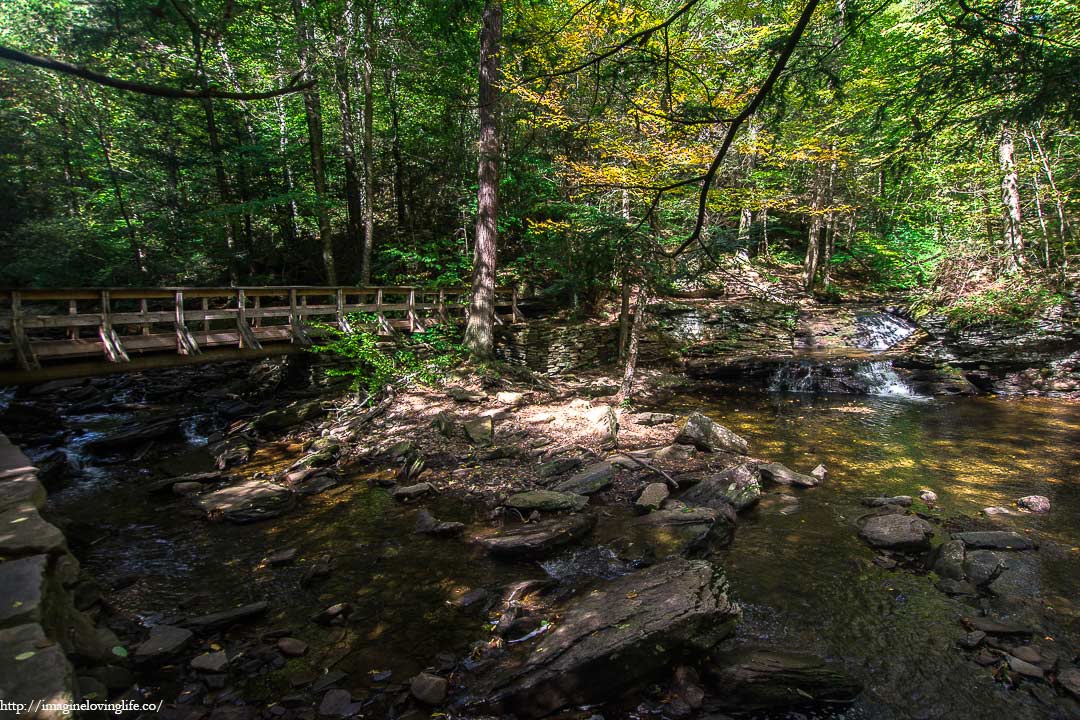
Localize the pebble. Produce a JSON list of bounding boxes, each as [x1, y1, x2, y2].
[[190, 651, 229, 673], [276, 637, 308, 657], [410, 672, 448, 705]]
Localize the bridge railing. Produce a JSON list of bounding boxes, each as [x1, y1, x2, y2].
[[1, 286, 521, 372]]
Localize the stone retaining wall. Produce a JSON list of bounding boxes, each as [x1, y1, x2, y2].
[[0, 433, 123, 719], [496, 321, 620, 374]]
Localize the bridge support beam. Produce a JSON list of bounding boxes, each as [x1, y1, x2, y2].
[[174, 291, 201, 356], [98, 291, 130, 363], [9, 292, 41, 371]]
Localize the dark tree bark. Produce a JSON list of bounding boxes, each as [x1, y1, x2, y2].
[[464, 0, 502, 359], [291, 0, 337, 285], [334, 5, 364, 268], [386, 64, 408, 230], [360, 0, 376, 285]]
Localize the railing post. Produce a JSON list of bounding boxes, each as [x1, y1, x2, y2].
[[408, 288, 417, 331], [139, 298, 150, 335], [68, 300, 78, 340], [10, 291, 41, 371], [438, 289, 447, 324], [201, 297, 210, 334], [512, 285, 521, 323], [336, 288, 352, 333], [236, 288, 262, 350], [174, 291, 200, 356], [99, 290, 130, 363], [289, 288, 311, 345], [253, 296, 261, 328]]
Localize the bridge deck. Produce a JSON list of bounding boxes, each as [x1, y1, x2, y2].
[[0, 285, 520, 384]]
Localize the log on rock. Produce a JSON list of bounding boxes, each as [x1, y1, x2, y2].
[[705, 647, 861, 711], [458, 558, 739, 718], [473, 514, 596, 558]]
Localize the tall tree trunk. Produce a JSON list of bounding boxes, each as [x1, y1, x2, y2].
[[803, 163, 827, 292], [385, 64, 408, 231], [464, 0, 502, 359], [334, 6, 364, 271], [1029, 124, 1070, 272], [999, 125, 1025, 271], [291, 0, 337, 285], [618, 287, 648, 402], [360, 0, 376, 285]]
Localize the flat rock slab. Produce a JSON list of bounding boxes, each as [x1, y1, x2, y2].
[[706, 647, 861, 711], [858, 514, 934, 551], [85, 418, 183, 453], [861, 496, 913, 507], [134, 625, 193, 663], [0, 472, 46, 513], [758, 462, 818, 488], [0, 554, 49, 628], [196, 481, 294, 523], [506, 490, 588, 513], [537, 458, 582, 478], [964, 616, 1034, 636], [952, 531, 1036, 550], [0, 623, 75, 718], [675, 413, 748, 454], [630, 412, 678, 426], [414, 509, 465, 536], [679, 465, 762, 513], [474, 515, 596, 558], [185, 601, 268, 632], [552, 462, 612, 495], [635, 483, 670, 514], [634, 507, 732, 559], [460, 559, 739, 719], [0, 503, 66, 557], [392, 482, 432, 502]]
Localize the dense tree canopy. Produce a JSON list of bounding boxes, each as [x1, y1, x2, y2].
[[1, 0, 1077, 323]]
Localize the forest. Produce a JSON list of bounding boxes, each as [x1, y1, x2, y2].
[[3, 2, 1080, 720]]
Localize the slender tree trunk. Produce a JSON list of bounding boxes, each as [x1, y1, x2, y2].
[[464, 0, 502, 359], [360, 0, 376, 285], [1029, 125, 1070, 272], [291, 0, 337, 284], [334, 6, 364, 271], [618, 287, 648, 401], [386, 65, 408, 230], [999, 125, 1025, 271], [619, 268, 631, 360], [803, 163, 828, 292]]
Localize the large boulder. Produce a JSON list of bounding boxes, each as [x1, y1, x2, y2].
[[758, 462, 818, 488], [0, 623, 76, 718], [858, 514, 934, 552], [705, 647, 861, 711], [459, 559, 739, 718], [506, 490, 588, 513], [585, 406, 618, 447], [675, 413, 748, 454], [679, 465, 762, 513], [0, 503, 66, 557], [0, 554, 50, 628], [552, 462, 613, 495], [634, 506, 734, 558], [474, 515, 596, 558], [929, 539, 966, 581], [952, 531, 1036, 550]]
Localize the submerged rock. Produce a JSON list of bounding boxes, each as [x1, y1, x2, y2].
[[392, 482, 432, 502], [705, 647, 861, 711], [758, 462, 818, 488], [85, 418, 183, 453], [411, 672, 449, 705], [474, 515, 596, 558], [414, 509, 465, 536], [185, 601, 268, 632], [635, 506, 733, 558], [858, 514, 934, 551], [634, 483, 670, 514], [952, 531, 1036, 551], [196, 480, 294, 523], [861, 496, 913, 508], [459, 559, 739, 718], [675, 413, 748, 454]]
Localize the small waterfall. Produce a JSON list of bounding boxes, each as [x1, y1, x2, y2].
[[854, 311, 917, 351], [769, 360, 915, 397]]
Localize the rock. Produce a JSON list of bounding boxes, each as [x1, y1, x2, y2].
[[705, 648, 861, 711], [36, 450, 73, 491], [858, 514, 934, 551], [635, 507, 733, 558], [584, 381, 620, 398], [1006, 655, 1044, 679], [414, 509, 465, 536], [474, 514, 596, 558], [265, 548, 298, 566], [411, 672, 449, 705], [76, 675, 108, 702], [277, 638, 309, 657], [537, 457, 582, 478], [431, 411, 458, 438], [1010, 646, 1041, 664], [506, 491, 588, 513], [313, 603, 352, 625], [85, 418, 183, 452], [653, 444, 696, 462], [635, 483, 670, 514], [973, 650, 1000, 666], [196, 480, 294, 523], [585, 405, 618, 447], [964, 550, 1005, 586], [758, 462, 818, 488], [0, 503, 67, 556], [496, 391, 526, 407], [463, 417, 494, 445], [318, 688, 359, 717], [811, 464, 828, 481], [861, 496, 913, 508], [957, 631, 986, 649], [1058, 668, 1080, 700], [675, 413, 748, 454], [1017, 495, 1050, 513], [552, 462, 613, 495], [964, 617, 1033, 636], [952, 531, 1036, 550], [0, 623, 75, 718], [173, 481, 203, 496], [254, 400, 324, 432], [919, 489, 938, 506], [983, 506, 1016, 516], [630, 412, 677, 426], [392, 483, 432, 502], [447, 387, 486, 403], [930, 539, 966, 581], [936, 578, 978, 596], [191, 651, 229, 673], [209, 436, 251, 469], [185, 601, 268, 632], [0, 554, 49, 627], [134, 625, 193, 663], [460, 559, 738, 719], [679, 465, 762, 513]]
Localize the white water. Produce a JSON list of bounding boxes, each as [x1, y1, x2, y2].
[[768, 360, 917, 397], [854, 311, 917, 351], [852, 360, 916, 397]]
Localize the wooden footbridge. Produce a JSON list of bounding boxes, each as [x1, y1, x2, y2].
[[0, 286, 522, 384]]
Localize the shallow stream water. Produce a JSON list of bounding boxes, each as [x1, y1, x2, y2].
[[23, 386, 1080, 718]]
